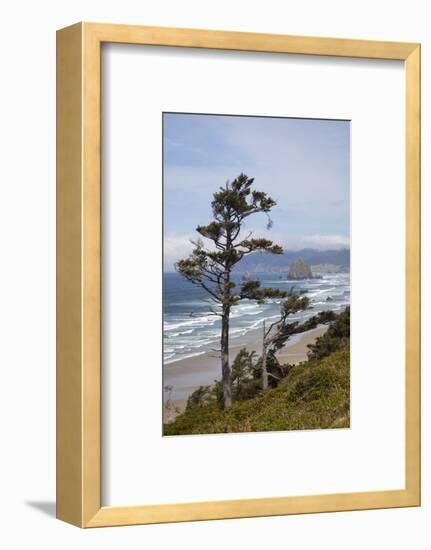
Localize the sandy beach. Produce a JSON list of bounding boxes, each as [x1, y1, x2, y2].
[[163, 325, 328, 422]]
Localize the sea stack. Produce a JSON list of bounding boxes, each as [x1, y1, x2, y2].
[[288, 258, 313, 279]]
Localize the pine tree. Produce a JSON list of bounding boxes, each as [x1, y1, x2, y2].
[[176, 173, 287, 409], [261, 293, 310, 389]]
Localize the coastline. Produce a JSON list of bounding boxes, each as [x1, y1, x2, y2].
[[163, 324, 328, 422]]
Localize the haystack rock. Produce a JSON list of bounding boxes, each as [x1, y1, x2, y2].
[[288, 258, 313, 279]]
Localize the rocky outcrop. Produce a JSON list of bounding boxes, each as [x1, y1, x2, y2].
[[288, 258, 313, 279]]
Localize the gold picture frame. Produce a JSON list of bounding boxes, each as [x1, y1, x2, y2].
[[56, 22, 421, 528]]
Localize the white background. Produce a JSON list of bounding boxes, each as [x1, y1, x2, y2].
[[0, 0, 429, 548], [103, 45, 405, 505]]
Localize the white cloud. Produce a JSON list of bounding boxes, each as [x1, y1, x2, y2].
[[164, 233, 194, 271], [239, 230, 350, 251], [296, 234, 350, 250]]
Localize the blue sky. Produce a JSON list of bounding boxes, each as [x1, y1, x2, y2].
[[163, 113, 350, 271]]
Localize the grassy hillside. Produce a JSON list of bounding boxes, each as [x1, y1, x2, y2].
[[164, 345, 350, 435]]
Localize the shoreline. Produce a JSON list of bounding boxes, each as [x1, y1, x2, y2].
[[163, 324, 328, 422]]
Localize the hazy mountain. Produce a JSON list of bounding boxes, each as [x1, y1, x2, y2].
[[234, 248, 350, 273]]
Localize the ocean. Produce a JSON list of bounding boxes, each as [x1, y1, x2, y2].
[[163, 272, 350, 364]]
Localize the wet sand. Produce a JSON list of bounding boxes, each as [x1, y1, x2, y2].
[[163, 325, 328, 421]]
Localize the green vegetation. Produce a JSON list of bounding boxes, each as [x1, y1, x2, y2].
[[307, 306, 350, 360], [164, 346, 349, 435], [164, 307, 350, 435]]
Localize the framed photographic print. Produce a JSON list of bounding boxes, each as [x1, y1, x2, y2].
[[56, 23, 421, 527], [162, 112, 351, 432]]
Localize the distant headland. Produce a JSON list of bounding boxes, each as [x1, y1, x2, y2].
[[232, 248, 350, 275]]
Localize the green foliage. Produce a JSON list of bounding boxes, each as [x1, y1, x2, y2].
[[231, 349, 259, 400], [185, 347, 293, 409], [299, 309, 338, 331], [185, 380, 225, 410], [265, 293, 312, 353], [185, 385, 213, 411], [239, 279, 288, 303], [307, 307, 350, 360], [164, 346, 350, 435], [175, 173, 288, 309], [239, 238, 283, 255], [262, 353, 294, 388], [211, 379, 225, 409]]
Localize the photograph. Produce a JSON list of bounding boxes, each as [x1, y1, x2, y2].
[[163, 112, 351, 435]]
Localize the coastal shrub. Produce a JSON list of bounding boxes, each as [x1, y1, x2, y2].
[[252, 352, 294, 390], [307, 306, 350, 360], [231, 348, 259, 400], [182, 307, 350, 417], [212, 348, 262, 402], [231, 348, 293, 399], [164, 346, 350, 435], [299, 309, 337, 331], [185, 385, 213, 411], [210, 379, 225, 409]]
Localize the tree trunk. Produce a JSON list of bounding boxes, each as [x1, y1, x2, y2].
[[262, 320, 268, 391], [221, 304, 232, 409]]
